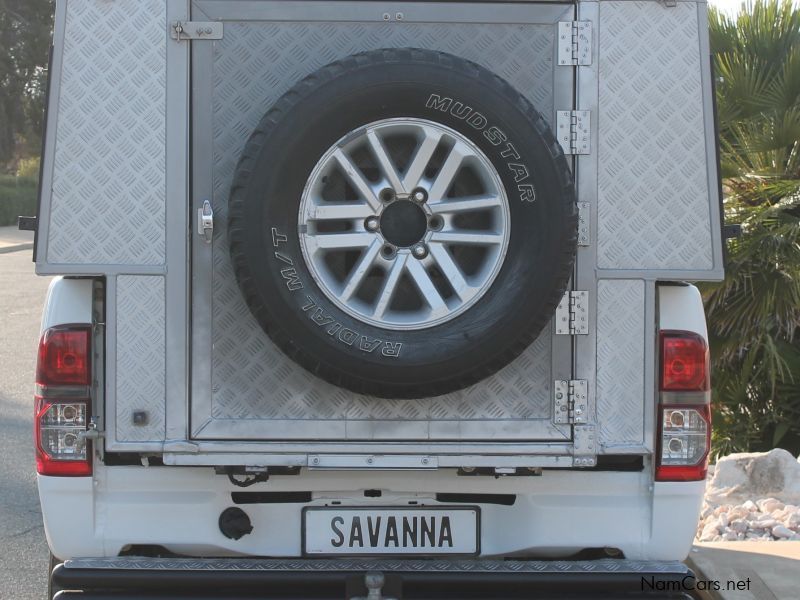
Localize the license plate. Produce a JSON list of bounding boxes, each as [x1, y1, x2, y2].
[[303, 506, 480, 556]]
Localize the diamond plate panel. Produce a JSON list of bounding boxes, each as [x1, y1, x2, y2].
[[209, 22, 557, 432], [596, 280, 644, 447], [596, 2, 713, 271], [66, 556, 688, 574], [47, 0, 166, 265], [116, 276, 166, 441]]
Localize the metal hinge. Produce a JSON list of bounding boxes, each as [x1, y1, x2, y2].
[[557, 21, 592, 66], [573, 425, 597, 467], [197, 200, 214, 243], [577, 202, 590, 246], [556, 111, 591, 155], [554, 379, 588, 424], [171, 21, 223, 41], [555, 290, 589, 335]]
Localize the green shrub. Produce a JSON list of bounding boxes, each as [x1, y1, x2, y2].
[[16, 156, 40, 178], [0, 174, 38, 227]]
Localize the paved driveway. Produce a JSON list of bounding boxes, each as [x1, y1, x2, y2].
[[0, 247, 52, 600]]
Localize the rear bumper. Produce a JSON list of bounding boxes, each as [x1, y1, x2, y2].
[[39, 468, 705, 562], [54, 557, 696, 599]]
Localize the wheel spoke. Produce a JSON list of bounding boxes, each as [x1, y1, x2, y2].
[[428, 194, 503, 215], [428, 142, 468, 201], [306, 202, 374, 221], [309, 232, 375, 250], [340, 240, 383, 302], [332, 149, 381, 211], [406, 258, 447, 314], [366, 129, 405, 193], [430, 230, 505, 246], [428, 242, 473, 301], [402, 126, 443, 191], [373, 254, 407, 319]]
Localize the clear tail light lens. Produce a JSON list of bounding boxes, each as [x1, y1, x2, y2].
[[35, 325, 92, 477], [35, 398, 92, 475], [656, 330, 711, 482], [655, 405, 711, 481]]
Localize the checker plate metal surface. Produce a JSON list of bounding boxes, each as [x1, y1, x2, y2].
[[205, 20, 561, 438], [596, 280, 644, 447], [596, 2, 713, 271], [47, 0, 166, 266], [116, 276, 166, 442], [65, 556, 688, 574]]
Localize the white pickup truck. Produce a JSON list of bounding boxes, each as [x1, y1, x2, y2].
[[30, 0, 724, 598]]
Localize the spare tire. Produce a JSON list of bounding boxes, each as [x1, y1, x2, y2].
[[228, 48, 577, 399]]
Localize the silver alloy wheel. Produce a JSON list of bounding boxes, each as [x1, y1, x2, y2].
[[298, 118, 511, 330]]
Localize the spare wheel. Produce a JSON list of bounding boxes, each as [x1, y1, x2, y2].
[[228, 48, 577, 399]]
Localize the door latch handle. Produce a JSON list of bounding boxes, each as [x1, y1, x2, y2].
[[198, 200, 213, 243]]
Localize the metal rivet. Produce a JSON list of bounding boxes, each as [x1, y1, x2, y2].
[[396, 12, 404, 20], [382, 12, 390, 20]]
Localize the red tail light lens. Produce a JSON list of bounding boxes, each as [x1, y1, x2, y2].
[[660, 331, 709, 392], [35, 325, 92, 476], [37, 326, 92, 386]]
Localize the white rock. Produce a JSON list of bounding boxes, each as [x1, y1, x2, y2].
[[742, 500, 758, 511], [719, 513, 729, 528], [786, 513, 800, 529], [728, 506, 749, 520], [772, 525, 794, 539], [729, 519, 748, 533], [706, 449, 800, 505], [758, 498, 785, 513], [722, 531, 739, 541], [752, 519, 779, 529], [699, 523, 721, 542]]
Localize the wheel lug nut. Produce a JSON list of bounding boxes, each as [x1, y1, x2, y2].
[[381, 244, 397, 259], [412, 188, 428, 203], [365, 217, 379, 232], [412, 243, 428, 259], [379, 188, 396, 203]]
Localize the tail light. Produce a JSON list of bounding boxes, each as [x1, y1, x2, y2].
[[655, 331, 711, 482], [35, 325, 92, 477]]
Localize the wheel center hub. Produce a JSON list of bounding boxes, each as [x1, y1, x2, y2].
[[379, 199, 428, 248]]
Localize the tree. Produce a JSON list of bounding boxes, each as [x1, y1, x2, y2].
[[705, 0, 800, 456], [0, 0, 54, 170]]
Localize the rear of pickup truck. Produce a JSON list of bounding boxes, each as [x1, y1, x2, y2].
[[32, 0, 724, 597], [37, 278, 710, 598]]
